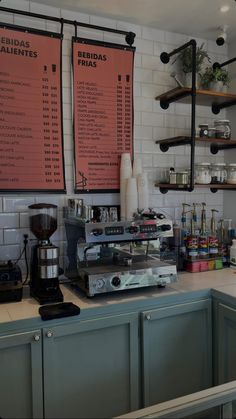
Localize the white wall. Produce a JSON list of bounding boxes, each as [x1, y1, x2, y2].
[[224, 42, 236, 225], [0, 0, 229, 274]]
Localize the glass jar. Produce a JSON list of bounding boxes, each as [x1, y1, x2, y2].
[[210, 163, 227, 184], [227, 164, 236, 184], [195, 163, 211, 184], [208, 127, 217, 138], [214, 120, 231, 139]]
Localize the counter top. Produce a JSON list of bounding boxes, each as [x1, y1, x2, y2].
[[1, 268, 236, 325]]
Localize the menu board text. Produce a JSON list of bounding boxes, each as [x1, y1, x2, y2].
[[73, 39, 134, 192], [0, 26, 65, 192]]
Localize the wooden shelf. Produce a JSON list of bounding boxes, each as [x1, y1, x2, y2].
[[155, 87, 236, 107]]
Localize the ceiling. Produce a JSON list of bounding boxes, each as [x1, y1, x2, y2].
[[31, 0, 236, 43]]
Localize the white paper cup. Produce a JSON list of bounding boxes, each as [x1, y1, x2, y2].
[[137, 172, 149, 211], [120, 153, 132, 180], [126, 177, 138, 220], [132, 157, 142, 178]]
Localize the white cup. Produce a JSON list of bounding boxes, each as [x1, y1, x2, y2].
[[126, 177, 138, 220], [137, 172, 149, 211], [120, 153, 132, 180], [132, 157, 142, 178]]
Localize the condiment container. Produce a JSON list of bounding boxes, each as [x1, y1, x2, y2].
[[227, 164, 236, 184], [214, 119, 231, 139], [199, 124, 209, 138], [210, 163, 227, 184], [195, 163, 211, 184], [208, 128, 217, 138], [169, 169, 189, 185]]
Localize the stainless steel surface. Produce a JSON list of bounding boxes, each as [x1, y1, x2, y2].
[[39, 264, 59, 279], [65, 211, 177, 297], [37, 246, 59, 260], [75, 257, 177, 297], [83, 218, 173, 244]]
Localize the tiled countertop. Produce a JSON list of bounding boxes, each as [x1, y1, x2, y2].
[[1, 268, 236, 323]]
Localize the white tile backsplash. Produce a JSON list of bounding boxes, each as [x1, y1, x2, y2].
[[0, 1, 229, 269], [0, 214, 19, 229], [0, 245, 21, 262]]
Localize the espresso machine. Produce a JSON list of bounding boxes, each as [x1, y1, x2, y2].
[[29, 203, 63, 304], [64, 209, 177, 297]]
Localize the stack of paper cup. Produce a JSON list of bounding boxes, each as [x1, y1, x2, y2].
[[120, 153, 132, 220], [126, 177, 138, 220], [132, 157, 142, 178], [137, 172, 149, 211]]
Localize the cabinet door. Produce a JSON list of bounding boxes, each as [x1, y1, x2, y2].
[[0, 330, 43, 419], [43, 312, 139, 419], [141, 299, 212, 407], [217, 303, 236, 384]]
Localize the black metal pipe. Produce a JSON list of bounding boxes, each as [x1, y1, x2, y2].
[[212, 99, 236, 115], [160, 39, 196, 64], [0, 6, 134, 40], [211, 143, 236, 154], [213, 57, 236, 70], [189, 40, 196, 192]]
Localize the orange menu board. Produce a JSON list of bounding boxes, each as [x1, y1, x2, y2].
[[0, 25, 65, 192], [72, 38, 134, 192]]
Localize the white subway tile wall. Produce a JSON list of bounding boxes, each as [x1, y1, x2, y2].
[[0, 0, 228, 274]]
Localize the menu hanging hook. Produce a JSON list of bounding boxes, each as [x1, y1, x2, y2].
[[60, 18, 64, 38], [74, 21, 78, 39]]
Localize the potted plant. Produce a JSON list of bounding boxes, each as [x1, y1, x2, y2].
[[200, 66, 230, 92], [172, 43, 211, 88]]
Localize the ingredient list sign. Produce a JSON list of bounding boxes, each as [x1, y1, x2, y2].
[[0, 26, 65, 192], [72, 38, 134, 193]]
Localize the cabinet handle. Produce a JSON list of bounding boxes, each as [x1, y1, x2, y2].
[[33, 334, 40, 342], [46, 331, 53, 338], [145, 314, 151, 320]]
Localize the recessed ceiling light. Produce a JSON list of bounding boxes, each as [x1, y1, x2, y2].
[[220, 5, 230, 13]]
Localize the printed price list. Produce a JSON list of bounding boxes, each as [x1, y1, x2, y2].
[[0, 27, 65, 191], [73, 39, 134, 192]]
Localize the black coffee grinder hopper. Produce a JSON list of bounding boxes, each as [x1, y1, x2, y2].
[[28, 203, 63, 305]]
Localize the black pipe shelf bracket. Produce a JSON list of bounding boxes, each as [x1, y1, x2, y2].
[[158, 39, 197, 193], [155, 136, 192, 152], [212, 99, 236, 115], [210, 143, 236, 155]]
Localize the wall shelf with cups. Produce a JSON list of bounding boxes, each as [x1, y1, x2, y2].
[[155, 41, 236, 194]]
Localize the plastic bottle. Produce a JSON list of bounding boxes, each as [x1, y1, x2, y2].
[[199, 202, 209, 258], [180, 203, 191, 256], [186, 210, 199, 260], [208, 209, 219, 257], [230, 239, 236, 269]]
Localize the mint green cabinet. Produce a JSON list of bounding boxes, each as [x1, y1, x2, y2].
[[43, 312, 139, 419], [217, 303, 236, 384], [0, 329, 43, 419], [141, 299, 212, 407]]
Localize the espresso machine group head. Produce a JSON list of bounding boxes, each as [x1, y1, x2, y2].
[[28, 203, 63, 305]]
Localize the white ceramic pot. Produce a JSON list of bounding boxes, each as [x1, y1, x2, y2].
[[184, 73, 200, 89], [209, 81, 227, 93]]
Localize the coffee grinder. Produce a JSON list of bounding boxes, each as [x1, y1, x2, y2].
[[28, 203, 63, 304]]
